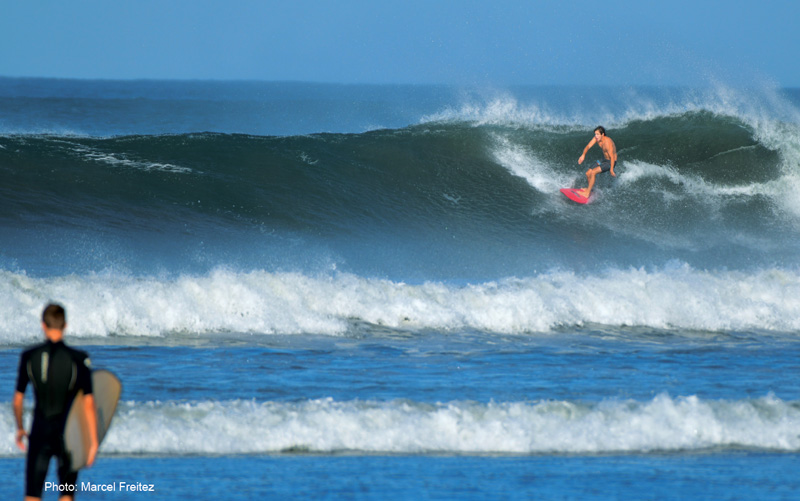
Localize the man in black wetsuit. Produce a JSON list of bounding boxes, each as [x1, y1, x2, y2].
[[13, 304, 97, 501]]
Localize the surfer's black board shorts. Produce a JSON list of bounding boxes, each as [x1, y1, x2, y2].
[[597, 159, 614, 173]]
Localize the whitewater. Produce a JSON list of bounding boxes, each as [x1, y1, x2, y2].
[[1, 265, 800, 342]]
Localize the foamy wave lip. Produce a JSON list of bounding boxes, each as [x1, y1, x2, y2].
[[420, 96, 583, 129], [419, 84, 800, 134], [1, 264, 799, 343], [3, 394, 797, 456]]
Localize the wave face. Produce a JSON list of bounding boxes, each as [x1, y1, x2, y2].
[[2, 394, 798, 455], [2, 110, 799, 275], [1, 81, 800, 341]]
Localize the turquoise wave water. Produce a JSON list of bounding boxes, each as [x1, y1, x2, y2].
[[1, 109, 798, 278]]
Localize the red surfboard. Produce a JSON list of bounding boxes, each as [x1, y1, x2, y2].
[[560, 188, 589, 204]]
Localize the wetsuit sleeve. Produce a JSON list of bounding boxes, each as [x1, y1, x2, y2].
[[15, 351, 30, 394], [77, 354, 93, 395]]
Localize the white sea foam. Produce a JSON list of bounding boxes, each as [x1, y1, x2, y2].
[[2, 394, 798, 456], [490, 134, 572, 193], [616, 160, 781, 200], [1, 264, 799, 343]]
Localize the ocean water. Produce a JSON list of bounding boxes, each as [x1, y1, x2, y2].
[[1, 77, 800, 499]]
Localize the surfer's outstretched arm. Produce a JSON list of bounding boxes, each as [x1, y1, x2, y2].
[[578, 137, 597, 164]]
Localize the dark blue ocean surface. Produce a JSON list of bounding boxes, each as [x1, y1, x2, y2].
[[3, 453, 799, 500], [2, 79, 800, 499]]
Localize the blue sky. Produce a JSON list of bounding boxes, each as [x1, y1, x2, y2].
[[1, 1, 798, 86]]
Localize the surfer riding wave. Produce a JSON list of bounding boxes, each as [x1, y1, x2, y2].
[[577, 126, 617, 198]]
